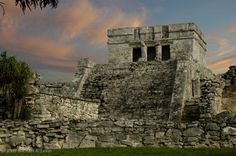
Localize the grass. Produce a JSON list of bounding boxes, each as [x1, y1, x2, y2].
[[0, 148, 236, 156]]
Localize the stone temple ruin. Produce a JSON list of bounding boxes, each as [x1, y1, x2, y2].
[[0, 23, 236, 151], [31, 22, 227, 121]]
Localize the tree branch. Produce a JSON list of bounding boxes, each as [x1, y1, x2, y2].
[[0, 2, 5, 15]]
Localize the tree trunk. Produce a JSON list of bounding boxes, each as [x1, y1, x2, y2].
[[13, 99, 18, 119], [17, 99, 23, 118]]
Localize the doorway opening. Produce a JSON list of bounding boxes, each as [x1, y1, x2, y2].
[[133, 48, 142, 62], [162, 45, 170, 61], [147, 47, 156, 61]]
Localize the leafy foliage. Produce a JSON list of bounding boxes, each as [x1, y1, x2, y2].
[[0, 0, 58, 14], [0, 51, 33, 119], [16, 0, 59, 12]]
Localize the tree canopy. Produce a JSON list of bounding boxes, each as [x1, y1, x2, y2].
[[0, 51, 33, 119], [16, 0, 59, 12]]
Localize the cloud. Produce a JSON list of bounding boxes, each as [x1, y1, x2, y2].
[[207, 54, 236, 73], [56, 0, 100, 41], [38, 0, 147, 44], [84, 8, 146, 44], [226, 23, 236, 34], [207, 23, 236, 73], [0, 0, 147, 80]]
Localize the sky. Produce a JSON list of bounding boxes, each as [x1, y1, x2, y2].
[[0, 0, 236, 81]]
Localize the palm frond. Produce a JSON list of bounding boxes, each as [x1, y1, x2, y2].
[[0, 2, 5, 15], [15, 0, 58, 13]]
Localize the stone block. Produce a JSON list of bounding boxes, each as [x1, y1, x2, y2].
[[37, 124, 50, 129], [206, 123, 220, 131], [166, 129, 182, 141], [143, 135, 155, 145], [107, 28, 134, 37], [183, 128, 203, 137], [79, 135, 97, 148], [114, 120, 125, 127], [120, 140, 142, 147], [35, 136, 43, 148], [223, 127, 236, 136], [43, 136, 49, 143], [25, 138, 33, 146], [111, 127, 123, 132], [9, 136, 25, 147], [98, 135, 115, 142], [0, 144, 10, 152], [44, 140, 61, 150], [63, 132, 85, 149], [155, 132, 165, 139]]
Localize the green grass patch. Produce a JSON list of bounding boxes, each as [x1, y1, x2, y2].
[[0, 148, 236, 156]]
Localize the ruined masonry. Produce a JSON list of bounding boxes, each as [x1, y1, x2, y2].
[[0, 23, 236, 151]]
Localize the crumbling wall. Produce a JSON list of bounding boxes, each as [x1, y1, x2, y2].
[[183, 66, 236, 121], [0, 114, 236, 152], [222, 66, 236, 112], [29, 59, 98, 121], [32, 82, 98, 121], [182, 72, 224, 121]]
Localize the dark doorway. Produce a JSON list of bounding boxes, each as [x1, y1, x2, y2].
[[133, 48, 142, 62], [147, 47, 156, 61], [162, 45, 170, 61]]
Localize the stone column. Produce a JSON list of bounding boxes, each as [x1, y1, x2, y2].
[[140, 41, 147, 61], [156, 45, 162, 60]]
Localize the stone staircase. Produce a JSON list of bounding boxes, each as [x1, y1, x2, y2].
[[80, 60, 177, 120]]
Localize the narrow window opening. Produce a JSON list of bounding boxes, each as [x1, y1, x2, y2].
[[162, 45, 170, 61], [192, 79, 200, 98], [192, 80, 195, 97], [147, 47, 156, 61], [162, 25, 169, 38], [133, 48, 142, 62]]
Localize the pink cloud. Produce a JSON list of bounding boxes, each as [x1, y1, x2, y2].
[[0, 0, 147, 75], [226, 23, 236, 34], [207, 24, 236, 73], [207, 57, 235, 73], [50, 0, 147, 44], [84, 9, 146, 44]]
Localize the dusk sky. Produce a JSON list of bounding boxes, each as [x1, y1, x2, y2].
[[0, 0, 236, 81]]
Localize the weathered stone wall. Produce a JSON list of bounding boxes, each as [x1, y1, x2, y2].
[[222, 66, 236, 112], [29, 59, 99, 121], [183, 75, 225, 121], [32, 82, 98, 121], [0, 114, 236, 152], [222, 87, 236, 112]]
